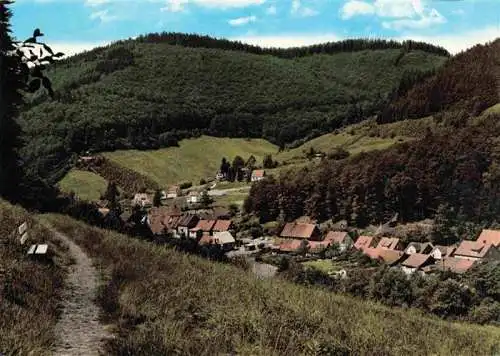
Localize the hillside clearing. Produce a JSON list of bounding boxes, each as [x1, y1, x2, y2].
[[103, 136, 278, 187], [58, 170, 108, 201], [43, 213, 500, 356]]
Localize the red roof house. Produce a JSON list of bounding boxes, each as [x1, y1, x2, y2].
[[476, 229, 500, 247], [452, 241, 500, 261], [280, 222, 321, 241], [213, 220, 233, 232], [377, 237, 404, 251], [354, 236, 376, 251]]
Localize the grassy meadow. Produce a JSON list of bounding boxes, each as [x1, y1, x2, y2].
[[103, 136, 278, 187], [0, 200, 72, 355], [42, 213, 500, 356], [58, 169, 109, 201]]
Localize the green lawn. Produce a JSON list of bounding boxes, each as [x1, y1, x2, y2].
[[302, 259, 338, 274], [103, 136, 279, 187], [276, 132, 405, 162], [58, 169, 108, 201]]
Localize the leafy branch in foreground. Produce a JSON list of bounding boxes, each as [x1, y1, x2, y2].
[[11, 28, 64, 98]]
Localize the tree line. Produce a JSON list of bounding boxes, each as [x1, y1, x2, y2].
[[378, 40, 499, 124], [134, 32, 451, 58], [244, 116, 500, 234]]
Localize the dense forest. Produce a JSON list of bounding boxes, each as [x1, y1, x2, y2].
[[19, 35, 448, 187], [133, 32, 451, 58], [244, 113, 500, 237], [378, 39, 500, 124]]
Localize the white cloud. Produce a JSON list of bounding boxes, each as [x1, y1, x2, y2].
[[341, 0, 446, 30], [291, 0, 318, 17], [265, 5, 277, 14], [341, 0, 374, 19], [90, 9, 118, 22], [85, 0, 110, 6], [159, 0, 265, 11], [161, 0, 188, 12], [397, 26, 500, 55], [49, 41, 111, 57], [232, 26, 500, 54], [228, 15, 257, 26], [383, 8, 446, 30]]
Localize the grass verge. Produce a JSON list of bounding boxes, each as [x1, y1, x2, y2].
[[42, 213, 500, 356], [0, 200, 71, 355]]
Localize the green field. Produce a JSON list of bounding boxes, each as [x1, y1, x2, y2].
[[58, 169, 108, 201], [103, 136, 278, 187], [276, 132, 406, 162]]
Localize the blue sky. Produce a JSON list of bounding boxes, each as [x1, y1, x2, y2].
[[10, 0, 500, 56]]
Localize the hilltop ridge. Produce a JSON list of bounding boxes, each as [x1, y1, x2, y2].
[[19, 33, 448, 187]]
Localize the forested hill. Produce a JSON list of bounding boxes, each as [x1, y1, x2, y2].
[[378, 39, 500, 124], [20, 34, 447, 185]]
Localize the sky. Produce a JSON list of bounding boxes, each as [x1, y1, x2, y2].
[[9, 0, 500, 57]]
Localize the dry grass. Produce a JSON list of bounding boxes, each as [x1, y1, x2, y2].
[[43, 213, 500, 356], [0, 200, 71, 355]]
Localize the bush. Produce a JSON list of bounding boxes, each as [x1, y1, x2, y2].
[[179, 182, 192, 189], [199, 178, 207, 185]]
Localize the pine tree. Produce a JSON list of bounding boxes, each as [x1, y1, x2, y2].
[[103, 181, 120, 209], [0, 1, 24, 201], [153, 189, 162, 207]]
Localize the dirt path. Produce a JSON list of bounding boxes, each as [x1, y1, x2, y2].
[[47, 226, 110, 356]]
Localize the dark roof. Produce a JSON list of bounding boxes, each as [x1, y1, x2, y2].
[[401, 253, 434, 269]]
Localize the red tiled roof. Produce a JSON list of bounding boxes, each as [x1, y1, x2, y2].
[[437, 257, 476, 274], [213, 220, 232, 232], [354, 236, 374, 250], [280, 222, 317, 239], [325, 231, 349, 243], [363, 247, 404, 265], [252, 170, 265, 178], [454, 241, 494, 259], [308, 240, 332, 252], [191, 219, 217, 232], [377, 237, 401, 250], [476, 229, 500, 247], [278, 239, 305, 252], [401, 253, 433, 269], [199, 234, 214, 245]]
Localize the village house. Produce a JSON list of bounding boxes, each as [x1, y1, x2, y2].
[[147, 206, 179, 235], [475, 229, 500, 247], [167, 185, 181, 199], [323, 231, 354, 252], [251, 169, 265, 182], [280, 222, 321, 241], [175, 214, 200, 238], [189, 219, 217, 238], [274, 239, 306, 253], [400, 253, 435, 275], [212, 219, 233, 233], [377, 237, 404, 251], [433, 257, 477, 274], [212, 231, 236, 251], [452, 241, 500, 261], [132, 193, 152, 208], [430, 245, 457, 260], [405, 242, 434, 255], [186, 191, 201, 204], [363, 247, 405, 266], [353, 235, 377, 251]]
